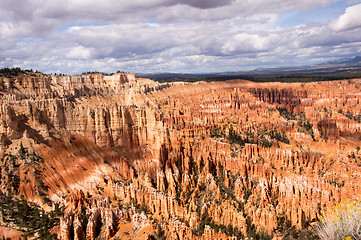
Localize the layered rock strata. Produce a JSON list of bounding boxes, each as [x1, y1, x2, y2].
[[1, 72, 361, 239]]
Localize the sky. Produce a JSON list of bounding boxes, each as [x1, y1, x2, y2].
[[1, 0, 361, 74]]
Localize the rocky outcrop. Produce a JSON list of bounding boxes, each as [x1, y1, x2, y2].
[[59, 191, 153, 240], [1, 73, 361, 239]]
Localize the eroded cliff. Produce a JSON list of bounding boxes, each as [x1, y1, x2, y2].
[[1, 71, 361, 239]]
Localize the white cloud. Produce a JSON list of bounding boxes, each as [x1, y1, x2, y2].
[[1, 0, 361, 74], [66, 46, 93, 60], [331, 3, 361, 31]]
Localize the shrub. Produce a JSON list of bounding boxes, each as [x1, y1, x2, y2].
[[315, 200, 361, 240]]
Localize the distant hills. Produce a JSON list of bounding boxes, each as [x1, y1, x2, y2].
[[137, 56, 361, 82], [325, 56, 361, 65]]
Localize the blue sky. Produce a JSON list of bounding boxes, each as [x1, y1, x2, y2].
[[277, 1, 349, 27], [1, 0, 361, 74]]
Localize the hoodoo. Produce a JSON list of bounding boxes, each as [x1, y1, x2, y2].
[[1, 71, 361, 239]]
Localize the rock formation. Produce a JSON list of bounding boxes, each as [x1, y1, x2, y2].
[[1, 71, 361, 239]]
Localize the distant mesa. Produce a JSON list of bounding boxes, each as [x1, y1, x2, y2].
[[325, 56, 361, 65], [137, 56, 361, 82]]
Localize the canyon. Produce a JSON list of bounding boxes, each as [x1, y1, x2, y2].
[[1, 70, 361, 239]]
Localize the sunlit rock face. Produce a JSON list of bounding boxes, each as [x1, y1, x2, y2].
[[1, 72, 361, 239]]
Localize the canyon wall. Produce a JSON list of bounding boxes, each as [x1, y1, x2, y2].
[[1, 72, 361, 239]]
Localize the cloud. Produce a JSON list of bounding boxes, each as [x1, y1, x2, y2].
[[1, 0, 361, 74], [331, 3, 361, 31], [66, 24, 181, 59], [66, 46, 93, 60], [0, 0, 339, 26], [180, 0, 235, 9]]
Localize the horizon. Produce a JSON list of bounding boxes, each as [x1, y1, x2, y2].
[[2, 54, 361, 76], [1, 0, 361, 75]]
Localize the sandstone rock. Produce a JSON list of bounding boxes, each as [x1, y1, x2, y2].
[[2, 73, 361, 239]]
